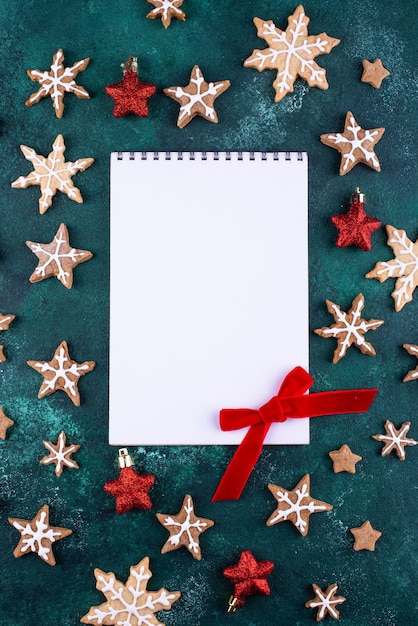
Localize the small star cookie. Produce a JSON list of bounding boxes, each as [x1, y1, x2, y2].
[[350, 520, 381, 551], [361, 59, 390, 89], [164, 65, 230, 128], [146, 0, 186, 28], [41, 431, 80, 477], [27, 340, 96, 406], [329, 444, 362, 474], [11, 134, 94, 214], [156, 494, 214, 560], [26, 223, 92, 289], [305, 583, 346, 621], [314, 294, 384, 363], [8, 504, 72, 566], [372, 419, 417, 460], [320, 111, 385, 175], [0, 407, 14, 439], [25, 49, 90, 118]]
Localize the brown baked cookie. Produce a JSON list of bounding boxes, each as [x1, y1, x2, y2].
[[146, 0, 186, 28]]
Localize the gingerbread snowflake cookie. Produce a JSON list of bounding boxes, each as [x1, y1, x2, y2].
[[25, 49, 90, 118], [8, 504, 72, 566], [372, 420, 417, 460], [320, 112, 385, 175], [26, 223, 92, 288], [146, 0, 185, 28], [28, 340, 95, 406], [81, 557, 180, 625], [41, 431, 80, 476], [305, 583, 346, 621], [266, 474, 332, 536], [156, 494, 214, 560], [244, 5, 340, 102], [164, 65, 230, 128], [403, 344, 418, 381], [11, 134, 94, 214], [314, 294, 384, 363]]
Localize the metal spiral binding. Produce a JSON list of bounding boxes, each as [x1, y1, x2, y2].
[[115, 152, 306, 161]]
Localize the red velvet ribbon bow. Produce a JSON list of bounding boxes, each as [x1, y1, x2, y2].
[[212, 367, 378, 501]]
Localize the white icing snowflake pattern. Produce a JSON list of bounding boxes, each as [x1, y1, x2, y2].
[[267, 475, 332, 536], [146, 0, 185, 28], [372, 420, 418, 460], [80, 557, 180, 626], [305, 584, 346, 621], [41, 431, 80, 477], [244, 6, 340, 101]]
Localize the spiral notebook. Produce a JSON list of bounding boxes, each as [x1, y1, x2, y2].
[[110, 151, 308, 445]]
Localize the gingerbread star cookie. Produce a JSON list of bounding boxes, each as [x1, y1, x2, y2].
[[26, 223, 92, 289], [403, 344, 418, 381], [41, 431, 80, 477], [361, 59, 390, 88], [320, 111, 385, 175], [314, 294, 384, 363], [27, 340, 95, 406], [156, 494, 214, 560], [329, 444, 362, 474], [372, 419, 417, 460], [81, 557, 180, 625], [0, 311, 15, 362], [0, 407, 14, 439], [8, 504, 72, 566], [267, 475, 332, 537], [25, 49, 90, 118], [305, 583, 346, 621], [244, 6, 340, 102], [11, 134, 94, 214], [350, 520, 381, 551], [146, 0, 186, 28], [164, 65, 230, 128]]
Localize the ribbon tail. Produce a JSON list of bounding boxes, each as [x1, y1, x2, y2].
[[212, 423, 270, 501]]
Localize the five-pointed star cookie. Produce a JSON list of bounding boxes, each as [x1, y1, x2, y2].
[[223, 550, 274, 609], [27, 340, 95, 406], [403, 344, 418, 381], [366, 225, 418, 311], [314, 293, 384, 363], [244, 6, 340, 102], [331, 198, 381, 251], [0, 311, 16, 362], [11, 134, 94, 214], [26, 223, 92, 289], [350, 520, 382, 551], [267, 474, 332, 537], [41, 431, 80, 477], [156, 494, 214, 560], [146, 0, 186, 28], [0, 407, 14, 439], [164, 65, 230, 128], [320, 111, 385, 175], [361, 59, 390, 89], [305, 583, 346, 621], [329, 444, 362, 474], [372, 419, 417, 460], [8, 504, 72, 566], [104, 466, 155, 514], [25, 48, 90, 118]]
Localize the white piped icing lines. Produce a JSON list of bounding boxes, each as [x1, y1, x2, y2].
[[41, 431, 80, 476], [305, 583, 346, 621], [373, 420, 418, 460], [146, 0, 186, 28]]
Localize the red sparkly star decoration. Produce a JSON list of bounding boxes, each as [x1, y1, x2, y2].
[[105, 57, 156, 118], [104, 450, 155, 515], [223, 550, 274, 610], [331, 189, 381, 251]]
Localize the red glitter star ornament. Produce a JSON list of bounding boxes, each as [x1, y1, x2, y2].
[[104, 448, 155, 514], [105, 56, 156, 118], [331, 188, 381, 251], [223, 550, 274, 612]]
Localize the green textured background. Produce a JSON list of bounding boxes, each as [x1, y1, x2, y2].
[[0, 1, 417, 624]]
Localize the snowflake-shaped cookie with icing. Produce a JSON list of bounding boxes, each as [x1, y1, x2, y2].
[[41, 431, 80, 477], [11, 134, 94, 214], [164, 65, 230, 128], [26, 223, 92, 289], [25, 49, 90, 118], [81, 557, 180, 625], [320, 111, 385, 175], [314, 293, 384, 363], [366, 225, 418, 311], [146, 0, 186, 28], [267, 474, 332, 536], [244, 5, 340, 102], [305, 583, 346, 621], [27, 340, 95, 406], [0, 311, 15, 362], [372, 420, 417, 460], [8, 504, 72, 566], [403, 344, 418, 381], [156, 494, 214, 560]]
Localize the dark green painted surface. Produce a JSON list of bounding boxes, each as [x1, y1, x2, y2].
[[0, 1, 416, 624]]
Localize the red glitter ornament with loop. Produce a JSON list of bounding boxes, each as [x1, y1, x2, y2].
[[105, 56, 156, 118], [331, 188, 381, 251], [103, 448, 155, 515], [223, 550, 274, 612]]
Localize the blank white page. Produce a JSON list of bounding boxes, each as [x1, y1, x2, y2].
[[109, 152, 309, 445]]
